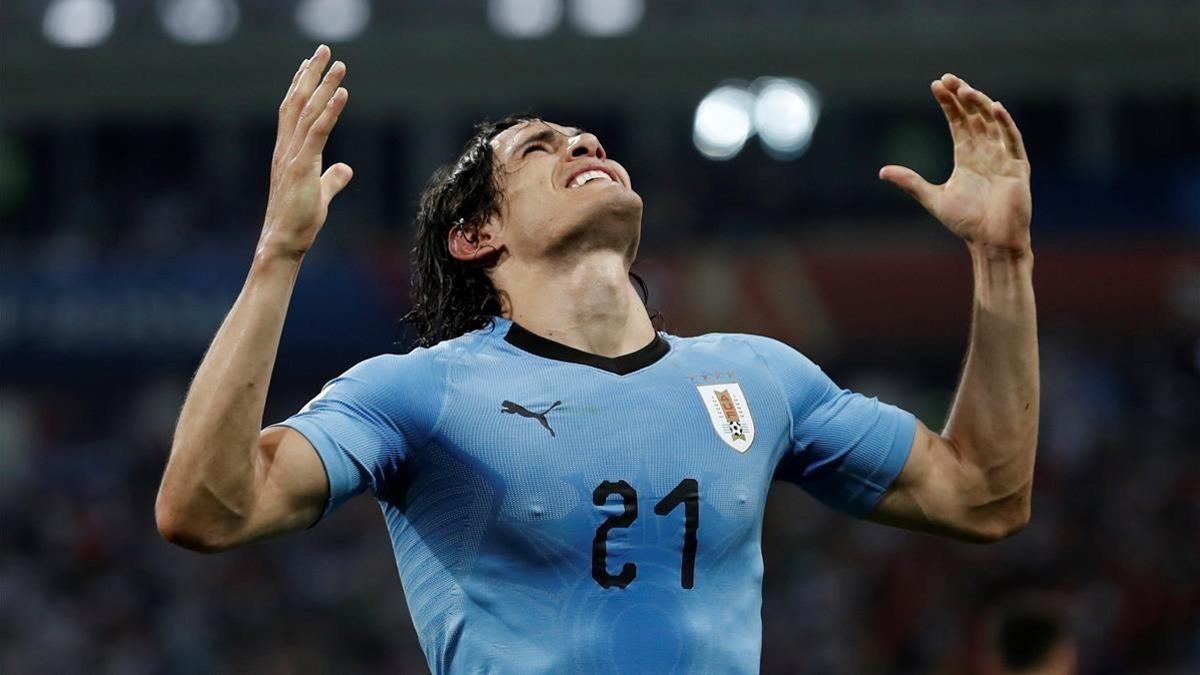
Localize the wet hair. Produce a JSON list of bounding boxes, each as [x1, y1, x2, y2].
[[403, 113, 656, 347]]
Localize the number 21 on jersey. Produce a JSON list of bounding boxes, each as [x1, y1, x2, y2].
[[592, 478, 699, 590]]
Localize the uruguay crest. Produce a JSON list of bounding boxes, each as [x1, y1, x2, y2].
[[696, 382, 755, 453]]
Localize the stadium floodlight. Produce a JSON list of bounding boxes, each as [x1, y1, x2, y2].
[[693, 84, 756, 160], [295, 0, 370, 42], [488, 0, 563, 39], [43, 0, 115, 48], [752, 77, 820, 160], [159, 0, 239, 45], [567, 0, 643, 37]]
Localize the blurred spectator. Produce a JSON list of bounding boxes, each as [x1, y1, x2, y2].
[[984, 597, 1077, 675]]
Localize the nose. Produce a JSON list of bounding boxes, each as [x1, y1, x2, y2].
[[568, 133, 606, 161]]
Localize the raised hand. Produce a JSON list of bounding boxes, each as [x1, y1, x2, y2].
[[259, 45, 353, 260], [880, 73, 1032, 258]]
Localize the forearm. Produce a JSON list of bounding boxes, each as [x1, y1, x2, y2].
[[157, 251, 302, 539], [942, 245, 1039, 510]]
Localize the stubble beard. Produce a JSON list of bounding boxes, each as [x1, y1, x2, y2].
[[546, 191, 643, 264]]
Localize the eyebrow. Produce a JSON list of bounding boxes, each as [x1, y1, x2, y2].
[[513, 125, 585, 156]]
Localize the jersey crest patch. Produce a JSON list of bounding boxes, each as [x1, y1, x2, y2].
[[696, 383, 755, 453]]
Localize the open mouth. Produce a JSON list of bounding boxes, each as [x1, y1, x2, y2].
[[566, 168, 620, 189]]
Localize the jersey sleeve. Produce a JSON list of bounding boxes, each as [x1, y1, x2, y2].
[[270, 349, 446, 520], [750, 336, 917, 518]]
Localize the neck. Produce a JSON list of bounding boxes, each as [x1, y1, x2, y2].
[[495, 250, 655, 358]]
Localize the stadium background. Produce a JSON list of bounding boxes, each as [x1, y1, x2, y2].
[[1, 1, 1197, 672]]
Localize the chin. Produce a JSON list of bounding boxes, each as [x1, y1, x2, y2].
[[587, 188, 643, 238], [599, 186, 643, 223], [547, 189, 644, 257]]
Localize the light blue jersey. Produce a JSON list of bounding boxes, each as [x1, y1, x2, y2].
[[275, 317, 915, 673]]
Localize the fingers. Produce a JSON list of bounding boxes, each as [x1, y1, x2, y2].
[[937, 74, 991, 136], [287, 59, 347, 159], [940, 73, 1027, 161], [931, 79, 969, 143], [321, 162, 355, 202], [287, 58, 308, 94], [879, 165, 937, 211], [277, 45, 331, 157], [273, 58, 310, 159], [298, 87, 349, 163], [959, 85, 1000, 141], [939, 73, 993, 120], [938, 72, 965, 94], [991, 101, 1028, 161]]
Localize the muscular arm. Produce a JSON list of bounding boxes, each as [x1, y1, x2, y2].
[[871, 74, 1038, 542], [872, 251, 1037, 542], [156, 45, 354, 552], [156, 256, 327, 552]]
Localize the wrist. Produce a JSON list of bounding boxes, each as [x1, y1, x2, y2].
[[254, 229, 309, 265], [251, 244, 305, 277], [969, 243, 1034, 313], [967, 240, 1033, 266], [256, 214, 318, 263]]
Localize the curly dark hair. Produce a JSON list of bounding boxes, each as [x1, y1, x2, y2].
[[402, 114, 655, 347]]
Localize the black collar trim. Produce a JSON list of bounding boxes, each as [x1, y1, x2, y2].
[[504, 321, 670, 375]]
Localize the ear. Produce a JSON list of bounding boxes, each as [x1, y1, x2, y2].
[[448, 216, 503, 262]]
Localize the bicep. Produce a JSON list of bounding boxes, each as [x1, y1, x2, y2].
[[238, 426, 330, 543], [867, 421, 999, 542]]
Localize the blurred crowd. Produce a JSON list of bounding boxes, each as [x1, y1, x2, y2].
[[2, 328, 1196, 673]]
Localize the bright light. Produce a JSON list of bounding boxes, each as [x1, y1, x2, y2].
[[568, 0, 642, 37], [488, 0, 562, 39], [752, 77, 820, 159], [43, 0, 115, 48], [159, 0, 239, 45], [693, 84, 756, 160], [295, 0, 370, 42]]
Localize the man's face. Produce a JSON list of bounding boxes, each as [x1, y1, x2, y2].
[[486, 120, 643, 262]]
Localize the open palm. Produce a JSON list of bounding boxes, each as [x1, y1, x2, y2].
[[881, 74, 1032, 256]]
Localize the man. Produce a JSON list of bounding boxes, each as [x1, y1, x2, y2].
[[156, 44, 1038, 673]]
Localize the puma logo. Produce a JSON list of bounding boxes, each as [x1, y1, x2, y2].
[[500, 400, 562, 437]]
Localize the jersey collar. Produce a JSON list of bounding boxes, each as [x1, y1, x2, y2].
[[502, 319, 670, 375]]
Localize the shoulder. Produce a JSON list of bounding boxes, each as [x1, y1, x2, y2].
[[666, 332, 830, 400], [336, 336, 474, 399], [666, 331, 812, 366], [343, 347, 440, 383], [313, 338, 478, 438]]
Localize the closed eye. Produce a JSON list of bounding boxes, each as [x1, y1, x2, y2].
[[522, 143, 548, 157]]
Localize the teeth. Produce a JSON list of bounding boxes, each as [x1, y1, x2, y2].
[[570, 170, 613, 188]]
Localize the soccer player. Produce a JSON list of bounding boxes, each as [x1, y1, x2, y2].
[[156, 44, 1038, 673]]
